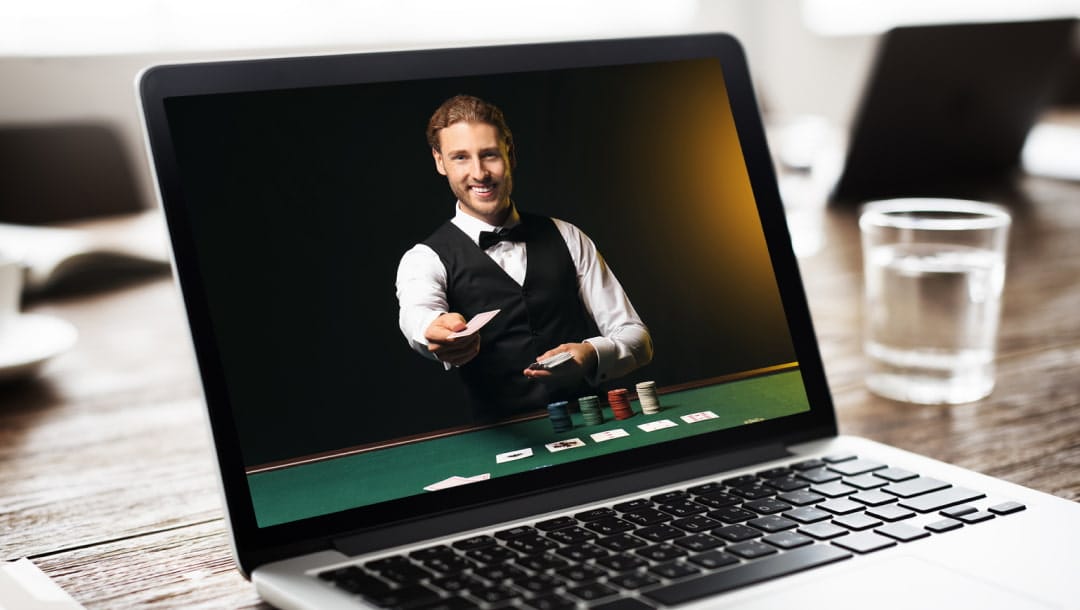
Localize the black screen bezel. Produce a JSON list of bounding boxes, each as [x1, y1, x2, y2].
[[139, 33, 838, 573]]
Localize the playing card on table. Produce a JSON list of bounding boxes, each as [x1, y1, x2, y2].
[[681, 410, 719, 423], [590, 429, 630, 443], [447, 309, 500, 338], [496, 448, 534, 463], [545, 438, 586, 452], [638, 419, 678, 432], [423, 473, 490, 491]]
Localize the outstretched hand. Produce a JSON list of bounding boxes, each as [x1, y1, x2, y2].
[[424, 313, 481, 367], [523, 342, 597, 384]]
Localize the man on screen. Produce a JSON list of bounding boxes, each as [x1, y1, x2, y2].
[[396, 94, 652, 418]]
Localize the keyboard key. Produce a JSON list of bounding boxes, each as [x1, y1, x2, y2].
[[876, 522, 930, 542], [850, 490, 897, 507], [844, 474, 889, 489], [832, 531, 896, 554], [898, 487, 985, 512], [643, 545, 852, 605], [622, 508, 672, 526], [658, 499, 708, 517], [410, 545, 455, 561], [822, 453, 858, 463], [790, 458, 826, 471], [832, 513, 882, 531], [411, 597, 479, 610], [649, 561, 702, 580], [365, 556, 411, 571], [694, 492, 741, 509], [453, 535, 497, 551], [608, 572, 661, 590], [367, 584, 442, 608], [747, 515, 798, 533], [535, 516, 577, 531], [989, 501, 1026, 515], [777, 490, 826, 506], [810, 481, 858, 498], [594, 554, 647, 572], [687, 481, 725, 495], [516, 554, 569, 572], [636, 543, 687, 562], [505, 534, 559, 555], [688, 549, 740, 570], [471, 584, 520, 604], [956, 510, 995, 524], [546, 526, 596, 545], [636, 524, 685, 542], [522, 593, 576, 610], [817, 499, 865, 515], [798, 468, 842, 484], [672, 515, 721, 533], [556, 543, 608, 562], [556, 564, 608, 582], [925, 518, 963, 533], [466, 546, 517, 564], [595, 534, 648, 552], [783, 507, 832, 523], [513, 573, 561, 594], [591, 600, 657, 610], [495, 525, 536, 540], [865, 505, 915, 522], [673, 533, 724, 552], [883, 477, 950, 498], [566, 582, 619, 602], [708, 506, 757, 523], [757, 467, 793, 479], [652, 490, 690, 503], [940, 505, 977, 518], [730, 484, 775, 500], [379, 563, 435, 584], [613, 499, 652, 512], [424, 555, 475, 574], [767, 476, 811, 492], [743, 498, 792, 514], [762, 531, 814, 549], [430, 574, 484, 593], [727, 540, 778, 559], [575, 508, 616, 522], [320, 566, 393, 595], [873, 467, 918, 482], [585, 517, 636, 536], [798, 522, 849, 540], [723, 474, 759, 487], [474, 565, 527, 583], [828, 459, 886, 476], [712, 524, 763, 542]]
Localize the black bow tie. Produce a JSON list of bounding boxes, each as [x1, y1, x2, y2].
[[478, 225, 527, 249]]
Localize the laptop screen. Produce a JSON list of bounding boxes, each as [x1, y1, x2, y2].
[[147, 37, 830, 534]]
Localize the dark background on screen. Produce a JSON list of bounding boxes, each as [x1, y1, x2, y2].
[[165, 58, 797, 466]]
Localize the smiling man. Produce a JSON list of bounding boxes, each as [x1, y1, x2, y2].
[[395, 94, 653, 418]]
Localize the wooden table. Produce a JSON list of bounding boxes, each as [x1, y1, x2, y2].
[[3, 174, 1079, 608]]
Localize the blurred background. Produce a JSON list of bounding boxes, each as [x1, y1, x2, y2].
[[2, 0, 1078, 226]]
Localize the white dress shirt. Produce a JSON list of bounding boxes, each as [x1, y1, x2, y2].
[[396, 203, 653, 385]]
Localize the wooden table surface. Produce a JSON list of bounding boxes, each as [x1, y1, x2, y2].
[[2, 174, 1079, 608]]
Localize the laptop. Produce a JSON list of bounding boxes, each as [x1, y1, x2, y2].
[[831, 18, 1077, 203], [137, 33, 1080, 609]]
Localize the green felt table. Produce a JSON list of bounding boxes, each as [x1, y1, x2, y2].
[[248, 368, 811, 527]]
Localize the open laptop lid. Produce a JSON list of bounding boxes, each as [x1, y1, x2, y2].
[[138, 33, 837, 573], [832, 18, 1077, 203]]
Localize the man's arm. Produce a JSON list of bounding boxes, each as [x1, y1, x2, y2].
[[523, 219, 653, 384], [395, 245, 480, 367]]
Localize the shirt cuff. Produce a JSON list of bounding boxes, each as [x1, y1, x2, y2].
[[584, 336, 616, 386]]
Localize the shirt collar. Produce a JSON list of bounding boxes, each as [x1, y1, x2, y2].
[[450, 202, 521, 246]]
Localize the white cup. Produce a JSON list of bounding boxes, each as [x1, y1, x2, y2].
[[0, 254, 24, 338]]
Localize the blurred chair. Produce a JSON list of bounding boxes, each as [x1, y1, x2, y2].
[[0, 122, 143, 224]]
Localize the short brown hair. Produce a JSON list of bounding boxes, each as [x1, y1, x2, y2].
[[427, 94, 515, 165]]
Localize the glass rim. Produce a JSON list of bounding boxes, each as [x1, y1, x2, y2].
[[859, 198, 1011, 232]]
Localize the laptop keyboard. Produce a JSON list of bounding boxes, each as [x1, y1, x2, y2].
[[317, 453, 1026, 609]]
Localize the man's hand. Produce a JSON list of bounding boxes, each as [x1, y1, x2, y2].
[[424, 313, 481, 367], [523, 342, 597, 384]]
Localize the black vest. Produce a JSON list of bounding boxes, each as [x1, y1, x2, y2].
[[423, 212, 600, 419]]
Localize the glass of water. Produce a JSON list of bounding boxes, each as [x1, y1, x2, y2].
[[860, 199, 1011, 404]]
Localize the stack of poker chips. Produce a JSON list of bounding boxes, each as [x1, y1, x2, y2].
[[578, 395, 604, 426], [607, 388, 634, 420], [547, 401, 573, 433], [636, 381, 662, 414]]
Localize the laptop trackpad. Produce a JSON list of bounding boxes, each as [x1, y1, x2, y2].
[[736, 554, 1053, 609]]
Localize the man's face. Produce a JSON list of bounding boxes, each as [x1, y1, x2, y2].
[[432, 121, 513, 225]]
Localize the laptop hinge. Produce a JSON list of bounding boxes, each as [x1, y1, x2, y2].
[[333, 442, 791, 558]]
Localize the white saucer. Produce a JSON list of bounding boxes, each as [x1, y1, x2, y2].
[[0, 313, 78, 381]]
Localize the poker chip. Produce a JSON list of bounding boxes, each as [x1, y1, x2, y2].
[[547, 400, 573, 432], [636, 381, 662, 414], [578, 395, 604, 426], [607, 388, 635, 420]]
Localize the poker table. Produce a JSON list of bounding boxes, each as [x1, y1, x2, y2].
[[248, 367, 811, 527]]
